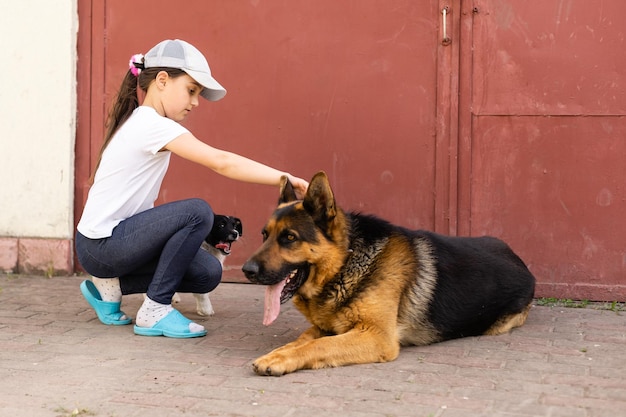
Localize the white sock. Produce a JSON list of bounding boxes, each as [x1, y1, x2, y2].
[[136, 297, 204, 333], [91, 276, 122, 302]]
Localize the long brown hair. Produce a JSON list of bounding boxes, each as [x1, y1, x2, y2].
[[90, 67, 186, 182]]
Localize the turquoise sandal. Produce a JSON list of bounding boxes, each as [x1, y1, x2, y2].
[[134, 309, 207, 338], [80, 280, 132, 325]]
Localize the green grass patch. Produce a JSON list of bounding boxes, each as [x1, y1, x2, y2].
[[536, 297, 625, 312]]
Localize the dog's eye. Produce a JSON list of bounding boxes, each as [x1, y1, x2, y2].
[[279, 232, 298, 245]]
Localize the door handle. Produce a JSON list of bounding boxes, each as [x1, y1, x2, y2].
[[441, 6, 452, 46]]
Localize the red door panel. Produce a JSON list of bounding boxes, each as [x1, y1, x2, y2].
[[471, 116, 626, 300], [468, 0, 626, 300]]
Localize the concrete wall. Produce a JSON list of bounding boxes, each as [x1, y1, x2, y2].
[[0, 1, 77, 275]]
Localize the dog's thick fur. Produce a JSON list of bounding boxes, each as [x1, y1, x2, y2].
[[242, 171, 536, 376], [172, 214, 242, 316]]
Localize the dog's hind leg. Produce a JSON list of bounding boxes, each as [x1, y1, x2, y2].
[[483, 303, 532, 336]]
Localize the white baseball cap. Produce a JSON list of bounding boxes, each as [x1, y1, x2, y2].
[[144, 39, 227, 101]]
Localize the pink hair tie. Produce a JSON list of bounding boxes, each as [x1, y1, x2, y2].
[[129, 53, 144, 77]]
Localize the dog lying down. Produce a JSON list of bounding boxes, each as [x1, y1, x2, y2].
[[170, 214, 242, 316], [242, 171, 536, 376]]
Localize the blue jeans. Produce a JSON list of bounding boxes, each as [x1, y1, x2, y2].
[[75, 198, 222, 304]]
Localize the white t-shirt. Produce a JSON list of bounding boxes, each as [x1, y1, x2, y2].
[[77, 106, 189, 239]]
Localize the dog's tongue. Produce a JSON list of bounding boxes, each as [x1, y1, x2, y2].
[[263, 279, 287, 326], [215, 242, 230, 252]]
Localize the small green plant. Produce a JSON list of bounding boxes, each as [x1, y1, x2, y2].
[[46, 262, 55, 278], [608, 301, 625, 312], [565, 299, 589, 308], [536, 298, 624, 313], [536, 298, 589, 308]]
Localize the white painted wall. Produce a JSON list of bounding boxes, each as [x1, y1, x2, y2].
[[0, 1, 77, 239]]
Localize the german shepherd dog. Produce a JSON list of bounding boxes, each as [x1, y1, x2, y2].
[[171, 214, 242, 316], [242, 172, 535, 376]]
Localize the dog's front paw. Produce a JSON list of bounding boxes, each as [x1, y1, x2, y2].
[[252, 352, 295, 376], [197, 306, 215, 316], [194, 293, 215, 316]]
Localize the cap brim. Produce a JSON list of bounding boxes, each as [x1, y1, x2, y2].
[[184, 68, 227, 101]]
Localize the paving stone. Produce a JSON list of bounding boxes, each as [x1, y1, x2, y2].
[[1, 274, 625, 417]]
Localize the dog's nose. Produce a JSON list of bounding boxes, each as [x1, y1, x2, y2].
[[242, 260, 259, 281]]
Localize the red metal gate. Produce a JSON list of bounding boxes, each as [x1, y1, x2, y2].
[[76, 0, 625, 300], [459, 0, 626, 300]]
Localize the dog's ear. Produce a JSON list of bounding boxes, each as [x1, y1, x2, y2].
[[235, 218, 243, 236], [303, 171, 337, 226], [278, 175, 299, 204]]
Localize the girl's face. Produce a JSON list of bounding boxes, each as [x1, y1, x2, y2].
[[150, 73, 203, 122]]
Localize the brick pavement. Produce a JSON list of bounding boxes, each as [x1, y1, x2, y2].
[[0, 273, 625, 417]]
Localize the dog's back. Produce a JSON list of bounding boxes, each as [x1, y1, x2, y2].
[[395, 228, 535, 345], [337, 214, 535, 346]]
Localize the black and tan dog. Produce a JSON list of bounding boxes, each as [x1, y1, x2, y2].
[[242, 171, 535, 376]]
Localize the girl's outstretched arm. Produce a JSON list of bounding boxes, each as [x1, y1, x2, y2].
[[165, 133, 309, 198]]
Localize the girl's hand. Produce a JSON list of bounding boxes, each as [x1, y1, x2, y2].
[[287, 175, 309, 200]]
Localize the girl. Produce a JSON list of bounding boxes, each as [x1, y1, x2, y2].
[[76, 39, 309, 338]]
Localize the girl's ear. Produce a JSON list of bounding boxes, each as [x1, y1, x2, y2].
[[155, 70, 169, 89]]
